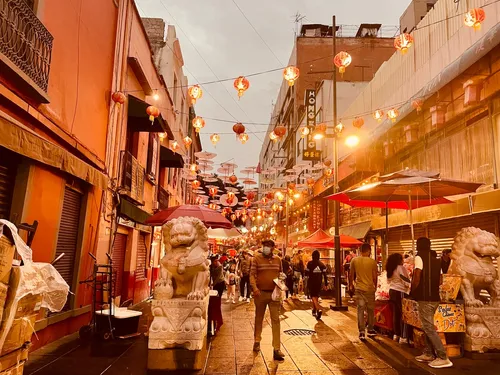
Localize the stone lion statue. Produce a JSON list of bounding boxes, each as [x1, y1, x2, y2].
[[154, 217, 210, 300], [449, 227, 500, 308]]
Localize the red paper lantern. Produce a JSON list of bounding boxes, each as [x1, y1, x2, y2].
[[324, 159, 332, 167], [210, 133, 220, 147], [247, 191, 256, 201], [234, 76, 250, 98], [324, 168, 333, 177], [394, 33, 414, 54], [188, 85, 203, 104], [352, 117, 365, 129], [146, 105, 160, 124], [274, 125, 286, 138], [192, 180, 201, 189], [227, 192, 236, 205], [261, 197, 269, 205], [387, 108, 399, 123], [233, 122, 246, 136], [288, 182, 296, 191], [209, 187, 218, 197], [183, 136, 193, 148], [192, 116, 205, 133], [334, 51, 352, 75], [464, 8, 486, 30], [170, 140, 179, 153], [230, 214, 236, 222], [208, 203, 217, 210], [111, 92, 126, 105], [411, 98, 424, 113], [269, 131, 279, 143], [266, 192, 274, 200], [283, 66, 300, 86], [238, 133, 249, 144], [243, 199, 251, 208], [373, 109, 384, 122], [307, 177, 315, 188], [229, 175, 238, 184]]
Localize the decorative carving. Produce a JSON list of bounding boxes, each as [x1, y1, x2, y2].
[[449, 227, 500, 352], [149, 217, 210, 352], [0, 0, 53, 92]]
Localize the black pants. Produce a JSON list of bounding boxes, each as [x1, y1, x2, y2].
[[389, 289, 408, 337], [214, 281, 225, 297], [285, 275, 294, 298], [240, 275, 250, 298]]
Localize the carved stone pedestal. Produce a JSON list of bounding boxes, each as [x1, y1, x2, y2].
[[465, 307, 500, 353], [147, 297, 209, 371]]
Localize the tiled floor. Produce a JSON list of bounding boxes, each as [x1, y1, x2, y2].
[[24, 297, 499, 375]]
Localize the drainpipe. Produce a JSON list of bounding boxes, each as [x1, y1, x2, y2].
[[488, 100, 498, 189]]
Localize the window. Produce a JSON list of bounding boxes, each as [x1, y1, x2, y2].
[[136, 234, 148, 281]]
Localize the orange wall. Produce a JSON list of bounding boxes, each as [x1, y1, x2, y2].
[[22, 165, 65, 263], [37, 0, 118, 161]]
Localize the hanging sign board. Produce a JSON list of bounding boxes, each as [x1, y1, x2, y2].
[[302, 89, 321, 162]]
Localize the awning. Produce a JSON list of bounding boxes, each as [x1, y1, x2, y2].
[[127, 95, 174, 139], [160, 144, 184, 168], [0, 111, 107, 189], [339, 221, 371, 240], [118, 199, 151, 225]]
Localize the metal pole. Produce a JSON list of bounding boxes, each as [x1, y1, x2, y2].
[[330, 15, 347, 311]]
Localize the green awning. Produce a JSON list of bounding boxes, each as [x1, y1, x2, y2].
[[339, 221, 371, 240], [118, 199, 151, 225]]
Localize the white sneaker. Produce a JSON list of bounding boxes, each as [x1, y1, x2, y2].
[[393, 335, 400, 342], [428, 358, 453, 369], [415, 353, 435, 363], [399, 337, 408, 344], [226, 299, 231, 303], [239, 296, 243, 302], [232, 299, 236, 304], [246, 298, 250, 303]]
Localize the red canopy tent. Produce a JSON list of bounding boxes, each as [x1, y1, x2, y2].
[[297, 229, 362, 249]]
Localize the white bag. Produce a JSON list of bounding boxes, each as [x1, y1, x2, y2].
[[271, 285, 285, 301]]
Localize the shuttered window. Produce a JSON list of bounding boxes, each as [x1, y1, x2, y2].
[[112, 233, 127, 297], [54, 187, 82, 309], [387, 225, 426, 255], [136, 234, 147, 281], [0, 148, 18, 220]]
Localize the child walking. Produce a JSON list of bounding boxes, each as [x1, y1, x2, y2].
[[225, 265, 238, 303]]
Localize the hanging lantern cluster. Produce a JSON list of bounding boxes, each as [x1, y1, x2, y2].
[[111, 92, 126, 105], [234, 76, 250, 98], [146, 105, 160, 124], [210, 133, 220, 147], [394, 33, 414, 54], [387, 108, 399, 123], [334, 51, 352, 75], [238, 133, 249, 144], [283, 66, 300, 86], [192, 116, 205, 133], [188, 84, 203, 104], [183, 136, 192, 148], [352, 117, 364, 129], [247, 191, 256, 201], [464, 8, 485, 30], [226, 192, 236, 205]]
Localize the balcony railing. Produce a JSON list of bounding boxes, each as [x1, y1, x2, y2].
[[120, 151, 145, 204], [0, 0, 53, 92]]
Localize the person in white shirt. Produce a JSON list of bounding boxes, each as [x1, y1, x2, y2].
[[386, 253, 411, 344]]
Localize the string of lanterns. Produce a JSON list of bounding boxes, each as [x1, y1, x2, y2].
[[110, 7, 488, 150]]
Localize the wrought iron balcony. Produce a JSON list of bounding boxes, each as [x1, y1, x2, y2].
[[0, 0, 53, 93], [119, 151, 145, 205]]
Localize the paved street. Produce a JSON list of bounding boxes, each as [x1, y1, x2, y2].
[[24, 298, 499, 375]]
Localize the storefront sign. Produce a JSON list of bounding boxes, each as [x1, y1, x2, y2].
[[118, 217, 135, 229], [308, 199, 324, 232], [303, 89, 321, 162], [402, 299, 465, 332]]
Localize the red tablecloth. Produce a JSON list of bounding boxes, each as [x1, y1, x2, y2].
[[208, 294, 223, 334], [374, 300, 394, 331]]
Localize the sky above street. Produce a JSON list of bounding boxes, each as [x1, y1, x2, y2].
[[136, 0, 412, 177]]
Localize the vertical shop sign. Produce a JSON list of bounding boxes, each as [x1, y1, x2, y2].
[[302, 89, 321, 162]]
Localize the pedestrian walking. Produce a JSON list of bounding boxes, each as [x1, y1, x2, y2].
[[250, 239, 285, 361], [238, 250, 251, 302], [282, 255, 294, 299], [306, 250, 328, 320], [411, 237, 453, 369], [225, 264, 237, 303], [292, 250, 305, 296], [386, 253, 411, 344], [349, 243, 378, 340], [210, 256, 225, 298]]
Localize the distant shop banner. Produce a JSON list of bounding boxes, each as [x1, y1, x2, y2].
[[308, 199, 325, 232], [302, 89, 321, 162]]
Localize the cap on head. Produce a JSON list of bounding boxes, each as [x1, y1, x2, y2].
[[262, 239, 275, 247]]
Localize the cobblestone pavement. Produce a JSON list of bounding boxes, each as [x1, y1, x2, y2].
[[24, 297, 499, 375]]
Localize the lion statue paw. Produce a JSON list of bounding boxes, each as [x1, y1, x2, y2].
[[187, 290, 206, 300]]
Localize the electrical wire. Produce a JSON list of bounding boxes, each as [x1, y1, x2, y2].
[[231, 0, 284, 66]]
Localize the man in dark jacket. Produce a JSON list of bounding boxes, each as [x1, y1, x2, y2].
[[411, 237, 453, 369], [238, 251, 251, 302]]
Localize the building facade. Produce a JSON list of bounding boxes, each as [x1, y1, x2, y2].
[[0, 0, 196, 350]]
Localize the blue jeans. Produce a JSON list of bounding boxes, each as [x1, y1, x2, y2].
[[417, 301, 447, 359], [355, 289, 375, 332]]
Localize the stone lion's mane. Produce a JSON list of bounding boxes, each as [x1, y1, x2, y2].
[[162, 216, 208, 254]]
